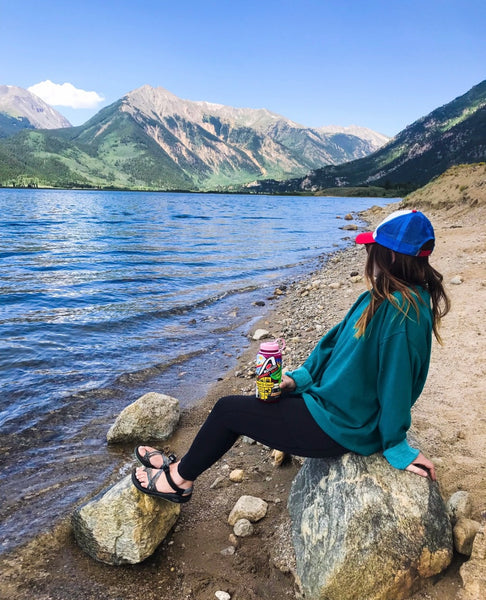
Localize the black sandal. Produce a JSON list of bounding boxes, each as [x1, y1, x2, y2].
[[131, 465, 193, 504], [134, 446, 177, 469]]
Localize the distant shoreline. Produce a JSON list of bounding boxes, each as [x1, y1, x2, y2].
[[0, 183, 403, 198]]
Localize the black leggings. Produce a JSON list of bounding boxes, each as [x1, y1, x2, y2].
[[178, 393, 348, 481]]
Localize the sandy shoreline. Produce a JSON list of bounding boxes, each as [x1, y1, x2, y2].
[[1, 198, 484, 600]]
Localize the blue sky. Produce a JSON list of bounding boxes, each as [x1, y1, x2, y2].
[[1, 0, 484, 136]]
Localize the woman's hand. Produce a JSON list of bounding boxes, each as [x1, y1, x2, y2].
[[405, 451, 436, 481], [280, 374, 296, 392]]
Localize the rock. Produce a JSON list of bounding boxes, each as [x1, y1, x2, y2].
[[341, 224, 358, 231], [344, 213, 353, 220], [233, 518, 254, 537], [210, 475, 226, 489], [229, 469, 245, 482], [450, 275, 464, 285], [328, 282, 341, 290], [270, 449, 286, 466], [447, 490, 473, 524], [288, 453, 452, 600], [241, 436, 256, 444], [228, 495, 268, 526], [350, 275, 363, 283], [215, 592, 231, 600], [107, 392, 179, 444], [459, 518, 486, 599], [72, 474, 180, 565], [252, 328, 270, 341], [220, 546, 236, 556], [454, 518, 481, 555]]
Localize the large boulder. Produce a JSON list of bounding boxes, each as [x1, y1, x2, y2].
[[72, 474, 180, 564], [288, 453, 452, 600], [107, 392, 180, 443]]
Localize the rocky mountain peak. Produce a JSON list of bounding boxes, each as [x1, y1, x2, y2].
[[122, 85, 301, 132], [317, 124, 390, 148], [0, 85, 71, 129]]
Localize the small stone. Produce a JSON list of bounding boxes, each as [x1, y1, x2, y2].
[[350, 275, 363, 283], [210, 475, 226, 489], [344, 213, 353, 220], [241, 436, 256, 444], [215, 592, 231, 600], [329, 282, 341, 290], [233, 518, 254, 537], [220, 546, 236, 556], [228, 533, 238, 546], [447, 491, 473, 524], [341, 224, 358, 230], [454, 518, 481, 555], [228, 495, 268, 526], [459, 519, 486, 598], [252, 328, 270, 341], [229, 469, 245, 483], [270, 449, 286, 466], [450, 275, 464, 285]]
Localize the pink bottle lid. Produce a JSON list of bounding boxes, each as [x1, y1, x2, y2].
[[259, 339, 285, 353]]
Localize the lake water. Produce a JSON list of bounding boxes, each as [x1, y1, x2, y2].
[[0, 188, 392, 553]]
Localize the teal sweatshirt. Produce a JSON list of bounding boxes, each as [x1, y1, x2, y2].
[[286, 288, 433, 470]]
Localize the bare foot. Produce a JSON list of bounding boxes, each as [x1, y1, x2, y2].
[[134, 461, 193, 495]]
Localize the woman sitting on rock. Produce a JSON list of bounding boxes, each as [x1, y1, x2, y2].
[[132, 209, 450, 503]]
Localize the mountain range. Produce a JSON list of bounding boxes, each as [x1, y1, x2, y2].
[[250, 80, 486, 194], [1, 80, 485, 194], [0, 85, 388, 190]]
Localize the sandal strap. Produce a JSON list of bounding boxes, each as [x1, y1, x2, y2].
[[141, 449, 176, 468], [163, 465, 193, 497], [143, 467, 193, 497], [145, 468, 164, 492]]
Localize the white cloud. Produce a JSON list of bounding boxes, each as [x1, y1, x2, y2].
[[28, 80, 105, 109]]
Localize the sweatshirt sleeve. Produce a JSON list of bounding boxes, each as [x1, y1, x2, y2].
[[285, 321, 343, 393], [286, 292, 369, 393], [378, 330, 422, 469]]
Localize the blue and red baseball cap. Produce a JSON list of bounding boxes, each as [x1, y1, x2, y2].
[[355, 209, 435, 257]]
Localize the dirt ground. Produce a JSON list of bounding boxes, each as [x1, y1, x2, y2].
[[1, 187, 485, 600]]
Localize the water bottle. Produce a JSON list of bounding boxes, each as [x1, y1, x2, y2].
[[256, 339, 286, 402]]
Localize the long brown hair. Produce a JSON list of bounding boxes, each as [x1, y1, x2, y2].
[[354, 242, 450, 343]]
